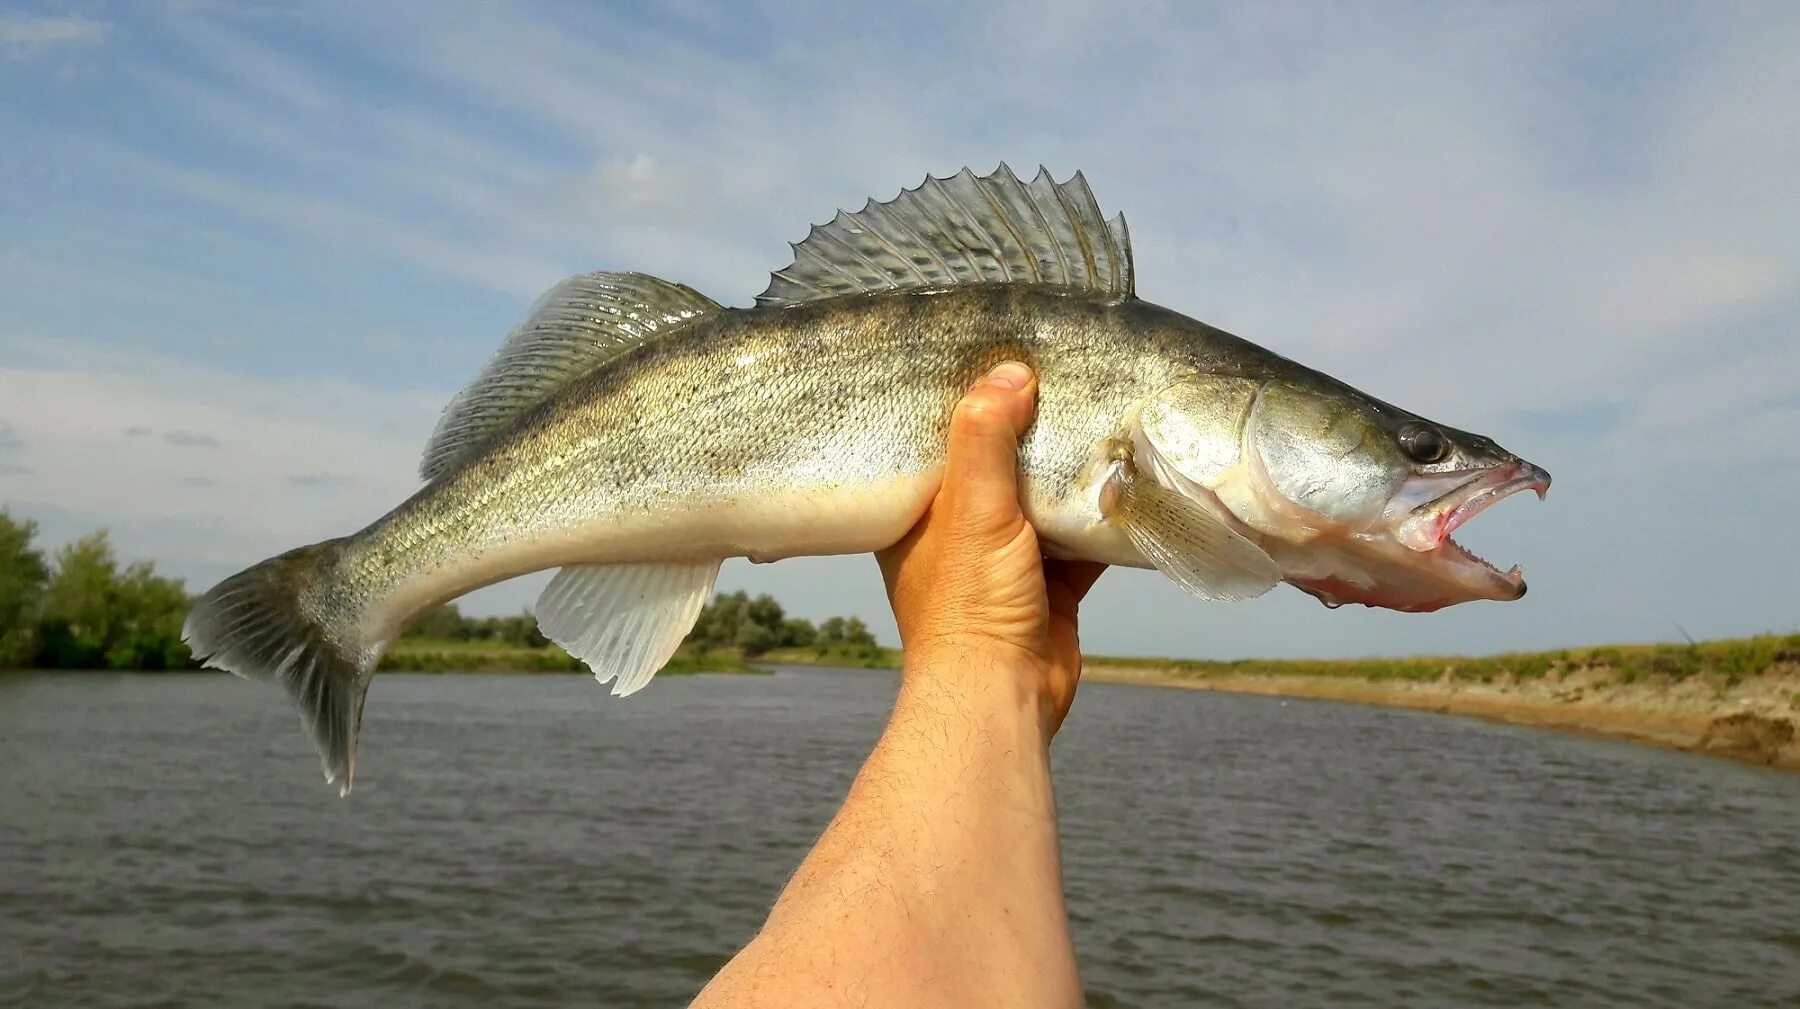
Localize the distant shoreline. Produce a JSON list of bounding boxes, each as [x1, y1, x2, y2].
[[767, 636, 1800, 771], [17, 636, 1795, 770], [1084, 666, 1800, 770]]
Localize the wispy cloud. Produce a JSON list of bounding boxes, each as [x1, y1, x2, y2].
[[163, 429, 220, 448], [0, 15, 105, 52], [0, 348, 434, 579], [288, 473, 348, 489]]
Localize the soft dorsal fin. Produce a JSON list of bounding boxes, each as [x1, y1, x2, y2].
[[421, 272, 719, 481], [756, 164, 1134, 308]]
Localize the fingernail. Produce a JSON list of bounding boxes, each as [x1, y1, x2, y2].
[[982, 361, 1031, 391]]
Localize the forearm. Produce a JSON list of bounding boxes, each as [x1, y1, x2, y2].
[[693, 656, 1082, 1008]]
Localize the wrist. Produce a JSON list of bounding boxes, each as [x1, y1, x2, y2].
[[899, 642, 1057, 740], [903, 630, 1048, 674]]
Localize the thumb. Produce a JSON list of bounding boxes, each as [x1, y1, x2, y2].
[[940, 361, 1037, 526]]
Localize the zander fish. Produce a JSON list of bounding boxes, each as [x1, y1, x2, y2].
[[184, 165, 1550, 793]]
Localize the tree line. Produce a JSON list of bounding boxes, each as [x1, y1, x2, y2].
[[399, 589, 875, 657], [0, 509, 877, 670], [0, 512, 191, 670]]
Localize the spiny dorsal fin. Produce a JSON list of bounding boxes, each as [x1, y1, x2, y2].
[[756, 164, 1134, 308], [421, 272, 719, 481]]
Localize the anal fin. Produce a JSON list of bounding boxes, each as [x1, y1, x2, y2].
[[535, 560, 723, 695], [1106, 464, 1278, 601]]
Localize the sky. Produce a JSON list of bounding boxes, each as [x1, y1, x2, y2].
[[0, 1, 1795, 660]]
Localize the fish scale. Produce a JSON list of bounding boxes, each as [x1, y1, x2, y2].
[[182, 164, 1548, 794]]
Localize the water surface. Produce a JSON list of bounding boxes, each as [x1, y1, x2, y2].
[[2, 669, 1796, 1007]]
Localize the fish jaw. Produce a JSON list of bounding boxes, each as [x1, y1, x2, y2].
[[1275, 461, 1550, 612], [1395, 463, 1552, 555]]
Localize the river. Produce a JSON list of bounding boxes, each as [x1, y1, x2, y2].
[[2, 668, 1796, 1007]]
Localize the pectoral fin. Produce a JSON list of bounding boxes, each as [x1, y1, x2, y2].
[[535, 560, 722, 696], [1106, 464, 1279, 601]]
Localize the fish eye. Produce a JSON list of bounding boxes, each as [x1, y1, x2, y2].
[[1398, 422, 1449, 463]]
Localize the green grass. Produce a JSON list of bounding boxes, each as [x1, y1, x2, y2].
[[379, 638, 758, 675], [1088, 633, 1800, 686], [192, 628, 1800, 683], [761, 643, 902, 669], [23, 631, 1796, 687], [741, 633, 1800, 686]]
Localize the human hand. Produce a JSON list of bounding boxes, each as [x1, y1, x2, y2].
[[698, 361, 1095, 1009], [876, 361, 1106, 737]]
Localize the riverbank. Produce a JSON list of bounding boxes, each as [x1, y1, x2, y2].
[[41, 632, 1794, 769], [378, 639, 760, 676], [1083, 636, 1800, 769], [770, 635, 1800, 770]]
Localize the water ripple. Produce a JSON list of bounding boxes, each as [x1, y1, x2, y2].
[[3, 671, 1798, 1008]]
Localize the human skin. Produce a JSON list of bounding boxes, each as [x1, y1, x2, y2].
[[691, 362, 1102, 1009]]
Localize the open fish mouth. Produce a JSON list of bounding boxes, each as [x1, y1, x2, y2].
[[1397, 462, 1552, 594]]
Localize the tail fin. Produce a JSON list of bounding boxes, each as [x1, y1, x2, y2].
[[182, 541, 378, 796]]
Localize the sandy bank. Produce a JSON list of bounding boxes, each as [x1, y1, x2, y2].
[[1084, 662, 1800, 770]]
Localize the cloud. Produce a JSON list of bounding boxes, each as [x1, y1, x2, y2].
[[163, 429, 220, 448], [89, 3, 1796, 401], [123, 425, 153, 438], [0, 15, 104, 51], [0, 346, 434, 584], [0, 422, 26, 476], [288, 473, 348, 488]]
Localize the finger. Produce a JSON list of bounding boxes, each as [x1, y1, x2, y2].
[[941, 362, 1037, 518]]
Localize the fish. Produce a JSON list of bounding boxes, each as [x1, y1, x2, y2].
[[183, 164, 1550, 794]]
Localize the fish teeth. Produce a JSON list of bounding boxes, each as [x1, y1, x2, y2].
[[1445, 533, 1503, 575]]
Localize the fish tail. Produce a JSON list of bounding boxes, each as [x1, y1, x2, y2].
[[182, 539, 380, 796]]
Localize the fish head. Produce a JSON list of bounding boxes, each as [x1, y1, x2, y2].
[[1142, 374, 1550, 612]]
